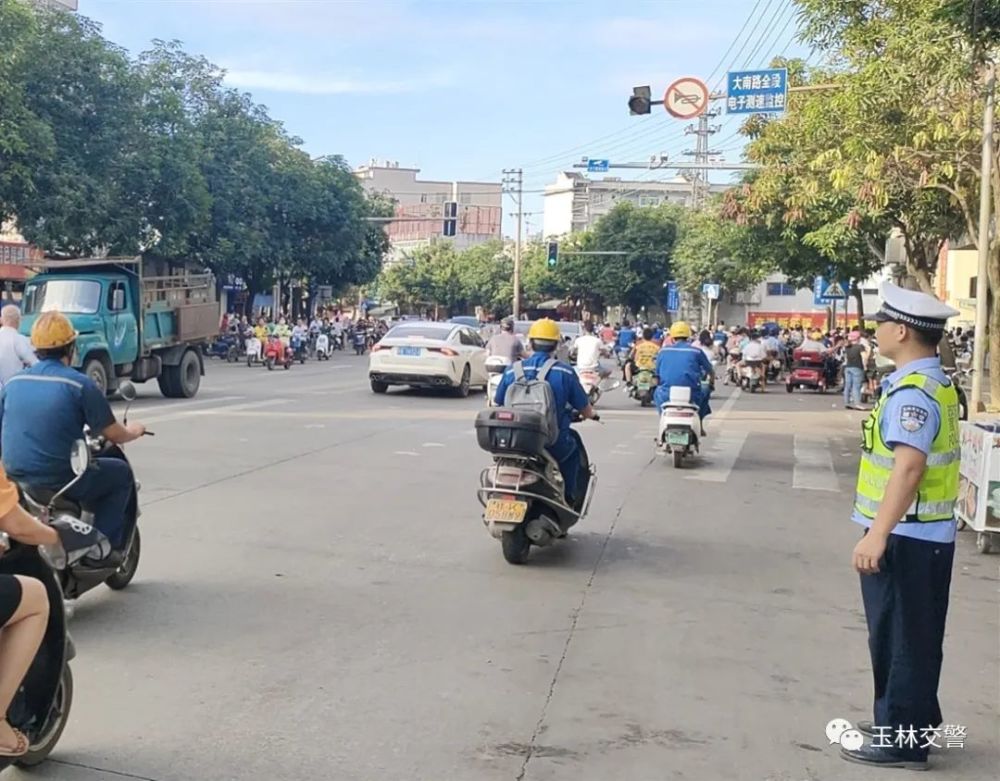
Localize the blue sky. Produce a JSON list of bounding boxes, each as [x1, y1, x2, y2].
[[81, 0, 809, 224]]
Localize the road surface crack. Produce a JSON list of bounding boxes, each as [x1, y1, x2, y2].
[[48, 759, 162, 780], [515, 453, 657, 781]]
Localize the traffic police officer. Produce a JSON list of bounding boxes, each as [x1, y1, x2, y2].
[[842, 283, 961, 771]]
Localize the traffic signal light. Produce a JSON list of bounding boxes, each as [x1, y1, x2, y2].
[[628, 85, 651, 115], [547, 241, 558, 268], [442, 201, 457, 237]]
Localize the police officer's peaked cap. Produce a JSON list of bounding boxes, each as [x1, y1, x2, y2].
[[874, 282, 959, 331]]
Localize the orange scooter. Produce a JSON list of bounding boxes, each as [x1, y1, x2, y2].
[[264, 334, 293, 370]]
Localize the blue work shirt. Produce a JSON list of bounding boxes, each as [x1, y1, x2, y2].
[[0, 359, 114, 487], [617, 329, 636, 350], [851, 356, 955, 543], [652, 327, 664, 342], [494, 351, 589, 436], [654, 341, 714, 390]]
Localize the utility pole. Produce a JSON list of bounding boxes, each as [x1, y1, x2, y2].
[[972, 60, 995, 414], [502, 168, 524, 318], [682, 106, 721, 208]]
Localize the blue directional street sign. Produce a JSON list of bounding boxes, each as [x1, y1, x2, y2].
[[726, 68, 788, 114], [666, 280, 680, 313], [701, 282, 721, 300], [586, 158, 610, 173]]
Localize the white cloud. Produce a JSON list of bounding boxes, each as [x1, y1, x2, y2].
[[223, 68, 454, 95]]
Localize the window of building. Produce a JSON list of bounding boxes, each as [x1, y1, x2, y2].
[[766, 282, 796, 296], [970, 276, 978, 299], [638, 196, 661, 207]]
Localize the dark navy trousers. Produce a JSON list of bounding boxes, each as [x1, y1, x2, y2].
[[860, 531, 954, 759]]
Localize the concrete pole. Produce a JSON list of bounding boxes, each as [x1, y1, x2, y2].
[[972, 62, 995, 414]]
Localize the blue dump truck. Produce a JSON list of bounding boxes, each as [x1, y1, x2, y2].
[[20, 258, 219, 398]]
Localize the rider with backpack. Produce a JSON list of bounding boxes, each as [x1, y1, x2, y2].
[[493, 319, 600, 503]]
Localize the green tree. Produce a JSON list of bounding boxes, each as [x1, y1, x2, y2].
[[570, 202, 684, 314]]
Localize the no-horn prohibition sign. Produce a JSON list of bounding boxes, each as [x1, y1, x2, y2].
[[664, 77, 709, 119]]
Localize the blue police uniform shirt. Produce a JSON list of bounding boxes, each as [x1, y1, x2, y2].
[[494, 351, 589, 436], [654, 341, 714, 390], [851, 356, 955, 543], [0, 359, 115, 486]]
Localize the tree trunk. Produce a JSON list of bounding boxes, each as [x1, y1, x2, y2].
[[851, 281, 865, 325]]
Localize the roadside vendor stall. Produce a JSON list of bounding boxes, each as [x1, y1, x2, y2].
[[955, 421, 1000, 553]]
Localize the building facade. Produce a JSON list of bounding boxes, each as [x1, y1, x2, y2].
[[542, 172, 729, 237], [355, 161, 502, 264]]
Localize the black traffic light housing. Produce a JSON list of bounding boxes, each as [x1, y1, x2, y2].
[[628, 85, 651, 115], [443, 201, 458, 237], [547, 241, 558, 268]]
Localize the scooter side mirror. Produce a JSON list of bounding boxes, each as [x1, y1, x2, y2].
[[69, 439, 90, 477], [118, 381, 137, 403]]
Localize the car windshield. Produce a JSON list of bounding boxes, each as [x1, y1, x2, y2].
[[449, 316, 479, 327], [23, 279, 102, 315], [558, 322, 580, 337], [387, 325, 452, 341]]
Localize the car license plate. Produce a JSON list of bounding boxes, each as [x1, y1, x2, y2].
[[398, 346, 421, 356], [667, 431, 690, 446], [484, 499, 528, 523]]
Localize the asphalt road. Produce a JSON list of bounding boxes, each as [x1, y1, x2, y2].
[[12, 353, 998, 781]]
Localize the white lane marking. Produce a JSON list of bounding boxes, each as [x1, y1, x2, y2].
[[713, 387, 741, 424], [422, 442, 445, 448], [394, 451, 420, 457], [144, 398, 288, 424], [113, 395, 244, 415], [304, 424, 326, 429], [684, 431, 748, 483], [793, 435, 840, 491]]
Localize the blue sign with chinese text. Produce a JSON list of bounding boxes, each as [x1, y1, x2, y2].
[[666, 281, 680, 313], [726, 68, 788, 114], [587, 159, 610, 173]]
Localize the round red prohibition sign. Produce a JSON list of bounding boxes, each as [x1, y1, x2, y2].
[[664, 77, 709, 119]]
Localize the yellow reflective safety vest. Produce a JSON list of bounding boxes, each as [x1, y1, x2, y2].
[[855, 372, 960, 523]]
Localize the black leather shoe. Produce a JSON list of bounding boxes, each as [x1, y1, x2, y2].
[[82, 550, 124, 569], [841, 743, 928, 771]]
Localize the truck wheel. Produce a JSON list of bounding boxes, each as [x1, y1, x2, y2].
[[158, 350, 201, 398], [83, 359, 109, 395]]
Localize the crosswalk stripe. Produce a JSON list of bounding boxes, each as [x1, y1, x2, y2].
[[793, 434, 840, 491], [684, 431, 748, 483]]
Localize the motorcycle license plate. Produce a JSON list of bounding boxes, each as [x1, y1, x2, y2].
[[398, 346, 421, 356], [484, 499, 528, 523], [637, 381, 650, 391], [667, 431, 690, 446]]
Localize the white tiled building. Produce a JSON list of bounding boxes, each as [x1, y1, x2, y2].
[[355, 161, 502, 264], [542, 172, 728, 237]]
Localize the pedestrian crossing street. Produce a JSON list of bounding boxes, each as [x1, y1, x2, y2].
[[666, 432, 854, 491]]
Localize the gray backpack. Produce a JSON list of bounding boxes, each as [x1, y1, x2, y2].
[[503, 359, 560, 446]]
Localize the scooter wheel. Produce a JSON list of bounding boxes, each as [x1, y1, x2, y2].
[[501, 527, 531, 565], [266, 357, 275, 371], [672, 451, 684, 468], [106, 527, 140, 590], [16, 665, 73, 767]]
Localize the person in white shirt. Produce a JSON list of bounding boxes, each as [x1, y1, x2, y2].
[[741, 329, 769, 386], [0, 305, 37, 387], [573, 321, 611, 378]]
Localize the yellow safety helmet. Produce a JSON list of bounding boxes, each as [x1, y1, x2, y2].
[[810, 330, 823, 340], [669, 321, 692, 340], [527, 318, 561, 341], [31, 311, 77, 350]]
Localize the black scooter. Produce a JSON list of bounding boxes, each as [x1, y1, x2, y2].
[[18, 383, 146, 601], [475, 409, 597, 564], [0, 446, 107, 769]]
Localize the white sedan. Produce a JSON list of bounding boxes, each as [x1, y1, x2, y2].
[[368, 321, 489, 396]]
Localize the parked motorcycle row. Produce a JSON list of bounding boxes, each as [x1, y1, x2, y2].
[[0, 382, 148, 771]]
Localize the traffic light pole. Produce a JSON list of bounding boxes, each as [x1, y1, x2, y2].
[[503, 168, 524, 318]]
